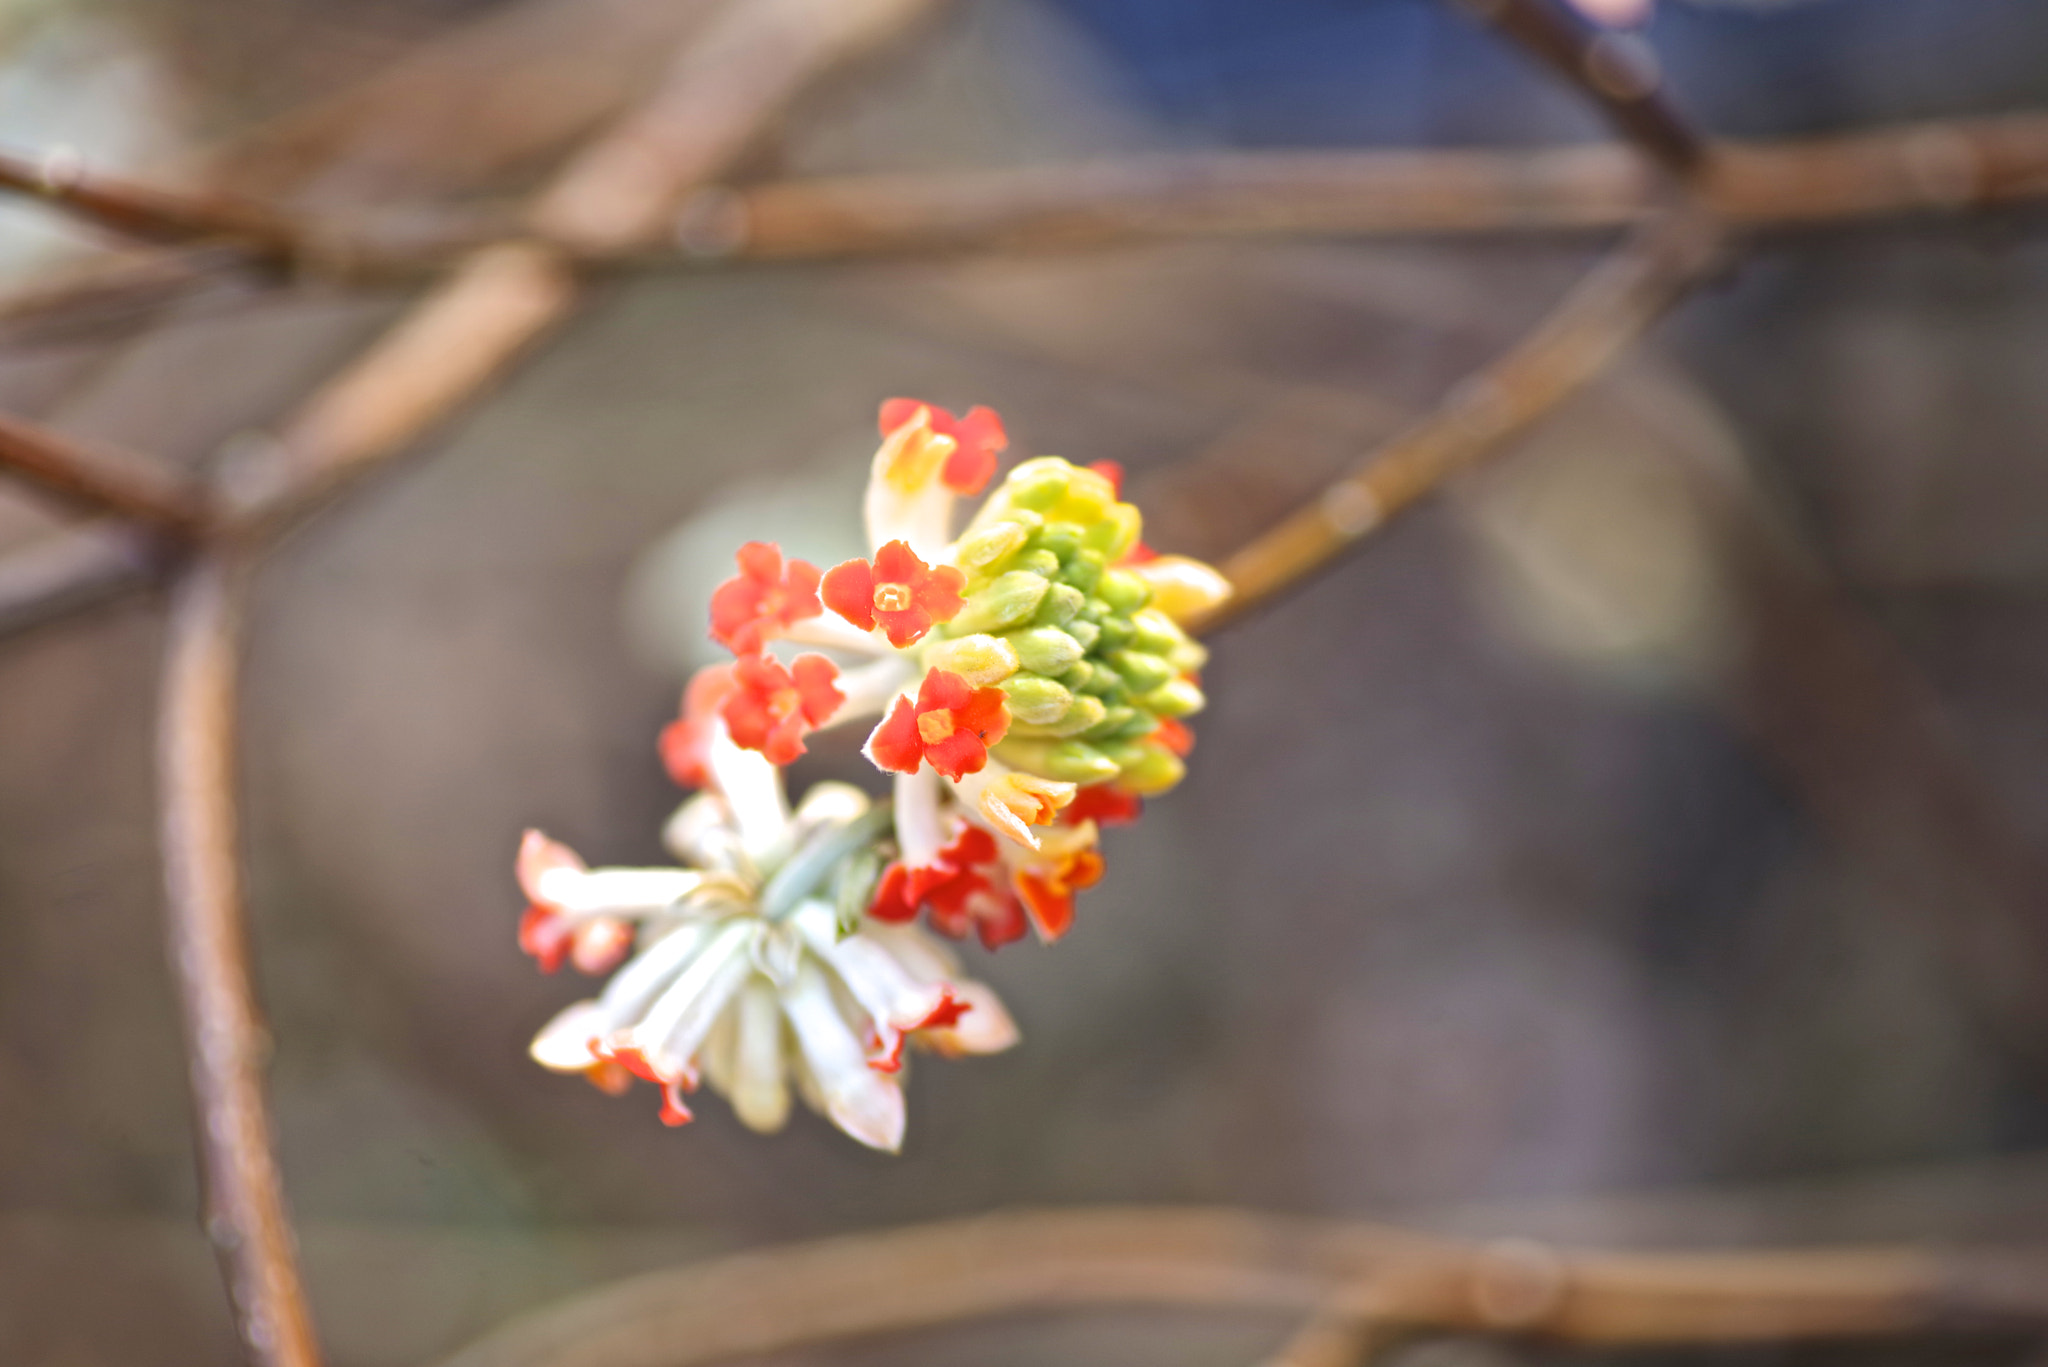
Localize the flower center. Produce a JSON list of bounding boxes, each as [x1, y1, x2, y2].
[[917, 708, 957, 743], [873, 582, 913, 613]]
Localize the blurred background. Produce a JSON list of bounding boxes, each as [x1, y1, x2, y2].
[[6, 0, 2048, 1363]]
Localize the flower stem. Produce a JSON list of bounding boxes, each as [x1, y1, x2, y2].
[[758, 802, 894, 921]]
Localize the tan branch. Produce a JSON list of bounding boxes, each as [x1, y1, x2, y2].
[[158, 546, 323, 1367], [0, 147, 303, 266], [1449, 0, 1707, 177], [1193, 213, 1721, 634], [0, 521, 162, 635], [430, 1208, 2048, 1367], [0, 408, 204, 534]]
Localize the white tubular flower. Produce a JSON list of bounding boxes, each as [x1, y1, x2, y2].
[[684, 398, 1228, 953], [522, 755, 1016, 1152]]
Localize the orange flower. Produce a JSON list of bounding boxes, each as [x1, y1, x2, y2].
[[865, 669, 1009, 781], [869, 825, 1029, 949], [720, 652, 843, 765], [820, 539, 965, 648], [658, 663, 737, 789], [1064, 782, 1143, 827], [1014, 847, 1105, 943], [708, 542, 821, 655], [880, 398, 1007, 495]]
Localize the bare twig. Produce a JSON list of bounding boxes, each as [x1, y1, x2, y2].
[[1193, 213, 1721, 633], [0, 148, 303, 267], [431, 1208, 2048, 1367], [0, 407, 203, 533], [159, 546, 322, 1367], [231, 0, 951, 533], [653, 110, 2048, 261], [0, 521, 164, 635], [1449, 0, 1707, 177]]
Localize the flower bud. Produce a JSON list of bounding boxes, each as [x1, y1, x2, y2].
[[1080, 503, 1143, 562], [994, 737, 1122, 785], [1065, 618, 1101, 651], [1031, 582, 1086, 628], [1034, 523, 1082, 559], [998, 673, 1073, 725], [1138, 677, 1205, 718], [1015, 548, 1062, 577], [950, 570, 1049, 634], [1130, 554, 1233, 623], [1129, 608, 1183, 656], [1108, 648, 1174, 694], [955, 519, 1037, 574], [1003, 458, 1074, 512], [1008, 692, 1107, 739], [1096, 569, 1152, 615], [1103, 740, 1186, 795], [1058, 548, 1105, 593], [1079, 702, 1138, 742], [923, 632, 1020, 687], [1002, 625, 1086, 676], [1167, 637, 1209, 674]]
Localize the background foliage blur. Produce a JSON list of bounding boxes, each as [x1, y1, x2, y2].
[[6, 0, 2048, 1362]]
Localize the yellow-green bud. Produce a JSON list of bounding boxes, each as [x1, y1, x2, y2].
[[1058, 548, 1105, 593], [922, 633, 1019, 687], [950, 570, 1049, 634], [1080, 703, 1138, 742], [1007, 693, 1107, 739], [998, 673, 1072, 725], [1108, 649, 1174, 694], [1105, 740, 1185, 796], [994, 737, 1122, 786], [1034, 523, 1082, 559], [1066, 618, 1101, 651], [1015, 548, 1062, 577], [1139, 677, 1205, 718], [1096, 568, 1152, 614], [1002, 625, 1086, 676], [1031, 582, 1086, 627], [1129, 607, 1183, 656], [1167, 637, 1209, 674], [955, 519, 1036, 574], [1080, 503, 1143, 562], [1003, 458, 1074, 512]]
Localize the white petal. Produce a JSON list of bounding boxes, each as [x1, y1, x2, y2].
[[781, 961, 906, 1152], [791, 781, 871, 839], [728, 982, 790, 1133], [707, 730, 792, 872], [629, 921, 757, 1080], [530, 1000, 606, 1072], [663, 794, 740, 870], [893, 766, 945, 869], [939, 980, 1020, 1055], [781, 611, 894, 655], [816, 657, 917, 734], [533, 866, 704, 918], [591, 922, 710, 1033]]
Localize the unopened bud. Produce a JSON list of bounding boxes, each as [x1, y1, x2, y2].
[[923, 633, 1020, 687], [1066, 618, 1101, 650], [1107, 740, 1186, 796], [1167, 637, 1209, 674], [1139, 677, 1205, 719], [1130, 555, 1233, 623], [1108, 649, 1174, 694], [951, 570, 1050, 634], [1003, 458, 1074, 512], [1129, 608, 1183, 656], [1009, 693, 1107, 739], [1031, 582, 1086, 627], [1015, 548, 1062, 577], [994, 737, 1122, 786], [1096, 568, 1152, 615], [1002, 625, 1085, 676], [1058, 548, 1105, 593], [999, 673, 1073, 725], [956, 520, 1036, 574], [1080, 503, 1143, 562]]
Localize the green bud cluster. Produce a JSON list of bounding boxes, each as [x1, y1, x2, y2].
[[939, 458, 1207, 796]]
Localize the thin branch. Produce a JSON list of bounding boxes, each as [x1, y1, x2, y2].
[[0, 147, 303, 267], [0, 520, 164, 635], [159, 546, 323, 1367], [232, 0, 954, 533], [1192, 214, 1718, 633], [1449, 0, 1707, 177], [430, 1208, 2048, 1367], [648, 110, 2048, 262], [0, 407, 204, 534]]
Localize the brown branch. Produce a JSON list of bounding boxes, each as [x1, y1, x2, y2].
[[0, 147, 303, 267], [0, 521, 164, 635], [159, 546, 323, 1367], [654, 110, 2048, 262], [0, 407, 204, 534], [230, 0, 952, 534], [1449, 0, 1707, 177], [1192, 213, 1721, 634], [430, 1208, 2048, 1367]]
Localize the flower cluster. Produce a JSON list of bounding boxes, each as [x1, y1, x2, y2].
[[518, 399, 1227, 1148]]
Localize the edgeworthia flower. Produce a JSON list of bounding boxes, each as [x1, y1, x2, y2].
[[517, 398, 1225, 1148], [522, 731, 1016, 1152], [692, 398, 1230, 948]]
